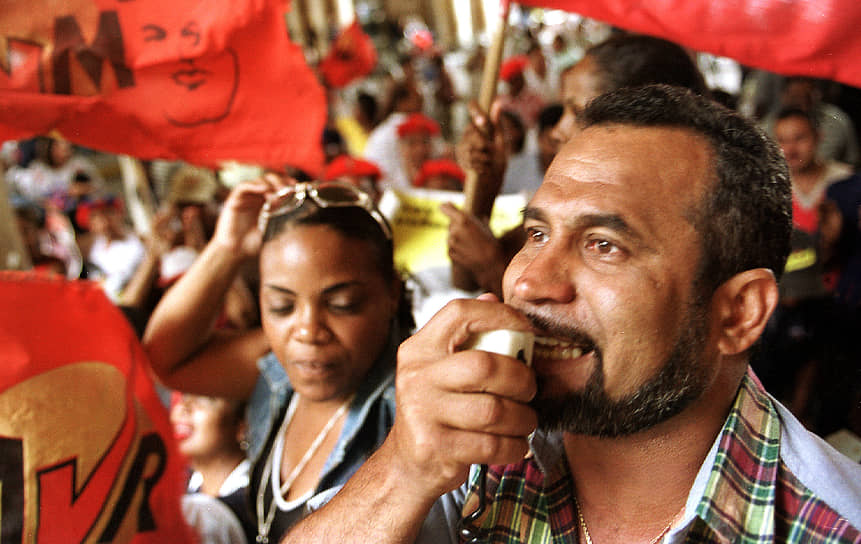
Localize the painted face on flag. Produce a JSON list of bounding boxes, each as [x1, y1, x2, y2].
[[116, 2, 240, 127], [133, 19, 239, 126]]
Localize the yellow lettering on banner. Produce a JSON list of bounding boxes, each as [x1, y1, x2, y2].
[[379, 188, 526, 274]]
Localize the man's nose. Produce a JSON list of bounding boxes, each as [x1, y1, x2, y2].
[[512, 247, 576, 304]]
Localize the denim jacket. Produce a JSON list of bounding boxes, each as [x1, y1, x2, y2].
[[246, 349, 396, 481], [240, 323, 401, 534]]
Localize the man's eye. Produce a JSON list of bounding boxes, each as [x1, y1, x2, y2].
[[585, 238, 622, 256], [142, 24, 166, 42], [526, 227, 548, 244]]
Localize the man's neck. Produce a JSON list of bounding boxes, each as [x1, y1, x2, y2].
[[791, 160, 826, 195], [561, 366, 744, 543]]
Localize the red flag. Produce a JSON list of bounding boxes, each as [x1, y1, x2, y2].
[[0, 0, 326, 175], [0, 272, 195, 543], [518, 0, 861, 88], [319, 20, 378, 89]]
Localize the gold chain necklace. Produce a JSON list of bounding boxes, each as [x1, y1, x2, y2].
[[573, 494, 681, 544]]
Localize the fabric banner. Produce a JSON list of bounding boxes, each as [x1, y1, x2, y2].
[[0, 0, 326, 175], [319, 20, 378, 89], [0, 271, 195, 543], [519, 0, 861, 88]]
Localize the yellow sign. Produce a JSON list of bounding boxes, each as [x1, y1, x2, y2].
[[378, 188, 527, 274]]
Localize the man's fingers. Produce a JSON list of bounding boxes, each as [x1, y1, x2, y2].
[[407, 298, 533, 353], [434, 391, 537, 437], [429, 350, 537, 402], [439, 428, 532, 467]]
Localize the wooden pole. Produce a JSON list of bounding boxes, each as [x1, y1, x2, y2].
[[0, 169, 32, 271], [451, 0, 510, 290]]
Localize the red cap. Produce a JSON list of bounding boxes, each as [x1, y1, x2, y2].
[[75, 195, 122, 231], [414, 159, 465, 188], [323, 155, 383, 182], [500, 55, 529, 82], [397, 113, 441, 138]]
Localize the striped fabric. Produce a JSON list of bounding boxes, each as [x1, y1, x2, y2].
[[459, 370, 861, 543]]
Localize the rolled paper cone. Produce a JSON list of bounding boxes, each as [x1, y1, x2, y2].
[[461, 329, 535, 367]]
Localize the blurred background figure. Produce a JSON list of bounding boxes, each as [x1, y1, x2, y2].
[[77, 194, 145, 303], [762, 77, 860, 168], [751, 106, 858, 438], [499, 103, 563, 196], [363, 80, 424, 190], [412, 158, 464, 191], [323, 155, 384, 202], [12, 200, 70, 277], [170, 392, 250, 497], [396, 113, 440, 188], [334, 91, 380, 157], [4, 136, 103, 204], [773, 107, 853, 236], [495, 54, 546, 129]]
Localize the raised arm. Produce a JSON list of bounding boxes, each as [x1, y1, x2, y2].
[[142, 177, 279, 398], [282, 295, 538, 543]]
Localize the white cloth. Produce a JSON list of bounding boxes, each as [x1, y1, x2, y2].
[[87, 233, 145, 302], [501, 150, 544, 196], [187, 459, 250, 497], [181, 493, 248, 544], [363, 112, 409, 191]]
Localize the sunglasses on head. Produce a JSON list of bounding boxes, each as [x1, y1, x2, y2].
[[257, 181, 392, 239]]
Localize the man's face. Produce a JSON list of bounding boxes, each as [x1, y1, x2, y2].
[[774, 116, 819, 173], [551, 55, 606, 145], [503, 124, 717, 436], [399, 133, 432, 174]]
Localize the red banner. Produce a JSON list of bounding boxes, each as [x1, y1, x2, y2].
[[319, 21, 378, 89], [0, 0, 326, 175], [0, 272, 195, 543], [519, 0, 861, 88]]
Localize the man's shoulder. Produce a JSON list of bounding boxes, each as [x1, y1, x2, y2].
[[774, 400, 861, 536]]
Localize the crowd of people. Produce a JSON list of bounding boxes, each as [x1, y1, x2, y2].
[[3, 13, 860, 544]]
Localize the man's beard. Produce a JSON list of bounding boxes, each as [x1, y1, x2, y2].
[[530, 296, 711, 438]]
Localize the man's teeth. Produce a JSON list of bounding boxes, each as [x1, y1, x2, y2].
[[534, 337, 584, 358]]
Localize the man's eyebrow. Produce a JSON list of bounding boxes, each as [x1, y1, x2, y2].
[[523, 207, 649, 245], [522, 206, 547, 223]]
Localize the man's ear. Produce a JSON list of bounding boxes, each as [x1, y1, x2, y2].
[[711, 268, 779, 356]]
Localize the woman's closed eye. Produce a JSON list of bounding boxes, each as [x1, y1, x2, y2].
[[326, 295, 363, 314], [266, 301, 294, 315]]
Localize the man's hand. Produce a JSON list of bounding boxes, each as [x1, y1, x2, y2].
[[441, 203, 507, 297], [386, 295, 538, 499], [283, 295, 537, 543], [455, 101, 509, 186]]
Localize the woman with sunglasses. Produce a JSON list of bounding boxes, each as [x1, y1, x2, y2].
[[143, 175, 412, 543]]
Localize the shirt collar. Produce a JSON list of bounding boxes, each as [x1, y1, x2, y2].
[[527, 368, 781, 544], [689, 368, 781, 543]]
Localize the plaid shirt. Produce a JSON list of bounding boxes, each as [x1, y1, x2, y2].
[[457, 369, 861, 543]]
